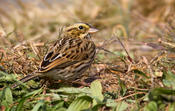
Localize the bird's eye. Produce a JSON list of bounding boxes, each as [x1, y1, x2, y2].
[[79, 26, 84, 30]]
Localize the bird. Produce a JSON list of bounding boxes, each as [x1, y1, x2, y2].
[[11, 23, 98, 89]]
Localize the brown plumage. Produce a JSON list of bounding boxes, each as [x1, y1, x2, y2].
[[11, 23, 98, 88]]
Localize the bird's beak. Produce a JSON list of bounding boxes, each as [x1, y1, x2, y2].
[[88, 28, 99, 33]]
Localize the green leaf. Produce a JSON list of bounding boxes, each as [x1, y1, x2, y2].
[[53, 107, 66, 111], [67, 96, 92, 111], [116, 101, 128, 111], [168, 103, 175, 111], [90, 80, 104, 101], [32, 100, 44, 111], [46, 93, 62, 100], [106, 99, 117, 110], [25, 88, 42, 97], [92, 103, 104, 111], [148, 88, 175, 102], [106, 99, 117, 107], [52, 101, 66, 111], [50, 87, 90, 94], [0, 87, 13, 109], [5, 87, 13, 105], [144, 101, 157, 111], [90, 80, 104, 106], [0, 71, 8, 76], [0, 71, 17, 81], [118, 78, 127, 96], [16, 96, 29, 111], [163, 71, 175, 89], [133, 69, 149, 79]]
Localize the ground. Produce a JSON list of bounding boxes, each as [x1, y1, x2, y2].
[[0, 0, 175, 111]]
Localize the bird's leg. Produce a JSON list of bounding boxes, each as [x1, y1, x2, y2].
[[42, 80, 49, 95], [40, 78, 53, 94]]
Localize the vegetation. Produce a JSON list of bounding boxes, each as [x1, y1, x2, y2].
[[0, 0, 175, 110]]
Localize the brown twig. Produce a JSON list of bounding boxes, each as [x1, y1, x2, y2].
[[115, 35, 134, 64], [97, 46, 116, 55], [115, 92, 146, 102]]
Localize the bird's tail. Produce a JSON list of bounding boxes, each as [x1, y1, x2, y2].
[[11, 74, 39, 89]]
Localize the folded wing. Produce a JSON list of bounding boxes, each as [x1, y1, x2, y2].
[[38, 37, 96, 72]]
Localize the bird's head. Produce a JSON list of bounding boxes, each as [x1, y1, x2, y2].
[[64, 23, 98, 39]]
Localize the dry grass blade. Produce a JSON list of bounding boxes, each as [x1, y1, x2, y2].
[[114, 34, 134, 64]]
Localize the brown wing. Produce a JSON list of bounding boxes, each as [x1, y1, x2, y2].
[[38, 37, 96, 72]]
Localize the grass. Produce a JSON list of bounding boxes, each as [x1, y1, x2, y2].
[[0, 0, 175, 111]]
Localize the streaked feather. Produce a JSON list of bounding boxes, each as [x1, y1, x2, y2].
[[11, 23, 97, 89]]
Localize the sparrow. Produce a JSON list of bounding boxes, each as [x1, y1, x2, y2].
[[11, 23, 98, 88]]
